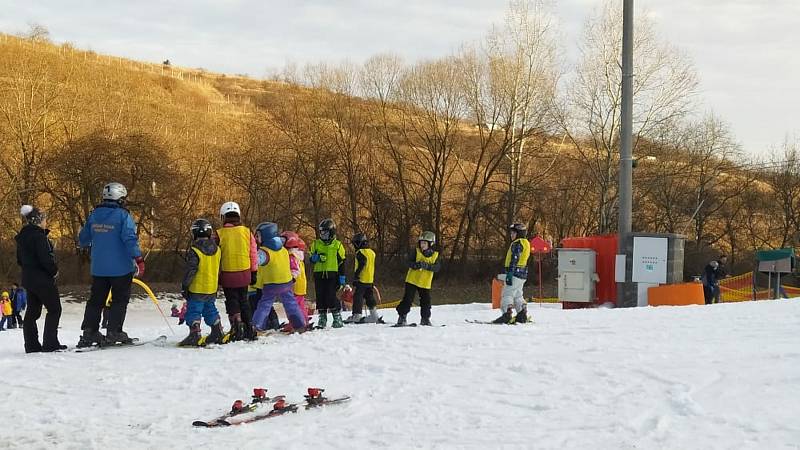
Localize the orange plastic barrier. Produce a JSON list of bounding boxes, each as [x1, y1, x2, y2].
[[491, 278, 503, 309], [647, 283, 705, 306]]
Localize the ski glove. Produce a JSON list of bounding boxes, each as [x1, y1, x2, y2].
[[338, 275, 347, 287], [505, 271, 514, 286], [310, 253, 326, 263], [134, 256, 145, 278], [410, 262, 422, 270], [418, 262, 431, 271], [250, 271, 258, 286]]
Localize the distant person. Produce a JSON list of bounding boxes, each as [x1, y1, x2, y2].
[[702, 260, 719, 305], [281, 230, 309, 331], [77, 182, 144, 348], [15, 205, 65, 352], [0, 292, 11, 331], [9, 283, 26, 329]]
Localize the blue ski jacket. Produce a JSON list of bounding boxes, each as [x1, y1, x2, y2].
[[79, 201, 142, 277]]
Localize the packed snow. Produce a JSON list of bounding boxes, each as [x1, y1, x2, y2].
[[1, 297, 799, 449]]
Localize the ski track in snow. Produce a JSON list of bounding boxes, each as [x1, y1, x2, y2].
[[1, 299, 799, 449]]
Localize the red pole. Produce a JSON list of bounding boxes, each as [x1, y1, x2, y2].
[[538, 253, 543, 300]]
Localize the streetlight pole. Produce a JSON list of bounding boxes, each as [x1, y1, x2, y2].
[[618, 0, 634, 306]]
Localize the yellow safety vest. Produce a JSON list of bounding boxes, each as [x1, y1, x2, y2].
[[293, 256, 307, 296], [188, 247, 221, 295], [258, 246, 293, 285], [405, 249, 439, 289], [217, 226, 252, 272], [355, 248, 376, 284], [504, 238, 531, 269]]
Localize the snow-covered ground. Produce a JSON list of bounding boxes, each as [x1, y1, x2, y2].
[[1, 297, 799, 449]]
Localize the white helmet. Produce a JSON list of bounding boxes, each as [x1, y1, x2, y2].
[[102, 182, 128, 201], [219, 201, 241, 218]]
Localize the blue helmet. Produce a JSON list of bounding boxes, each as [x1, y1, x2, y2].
[[255, 222, 279, 242]]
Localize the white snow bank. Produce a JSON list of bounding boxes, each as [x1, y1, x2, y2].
[[1, 299, 798, 449]]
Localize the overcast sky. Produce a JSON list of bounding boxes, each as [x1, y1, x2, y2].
[[1, 0, 797, 157]]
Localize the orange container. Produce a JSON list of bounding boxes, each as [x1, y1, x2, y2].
[[491, 278, 503, 309], [647, 283, 704, 306]]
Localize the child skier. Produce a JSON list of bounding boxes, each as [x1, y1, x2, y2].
[[396, 231, 440, 326], [493, 223, 531, 324], [251, 222, 306, 332], [345, 233, 379, 323], [9, 284, 25, 329], [0, 292, 11, 331], [281, 230, 309, 330], [179, 219, 225, 347], [214, 201, 257, 341], [309, 219, 346, 328]]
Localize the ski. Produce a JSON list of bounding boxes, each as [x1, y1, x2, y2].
[[390, 322, 417, 328], [353, 316, 385, 325], [304, 387, 351, 410], [465, 319, 533, 325], [74, 335, 167, 353], [219, 398, 299, 426], [192, 388, 283, 427]]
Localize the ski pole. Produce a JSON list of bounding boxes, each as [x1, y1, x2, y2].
[[133, 278, 177, 336]]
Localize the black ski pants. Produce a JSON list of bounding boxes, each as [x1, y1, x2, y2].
[[314, 274, 340, 313], [82, 273, 133, 333], [223, 287, 253, 326], [397, 282, 431, 320], [352, 281, 376, 315], [23, 282, 62, 352]]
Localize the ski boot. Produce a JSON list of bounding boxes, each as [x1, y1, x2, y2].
[[420, 317, 432, 326], [42, 341, 68, 352], [344, 313, 362, 324], [228, 313, 245, 341], [363, 308, 380, 323], [332, 311, 344, 328], [77, 329, 107, 348], [317, 311, 328, 329], [179, 322, 202, 347], [492, 307, 515, 324], [204, 320, 225, 345], [515, 307, 529, 324], [395, 314, 407, 326], [106, 330, 135, 345]]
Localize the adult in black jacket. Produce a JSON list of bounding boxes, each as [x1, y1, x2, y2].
[[15, 205, 65, 353]]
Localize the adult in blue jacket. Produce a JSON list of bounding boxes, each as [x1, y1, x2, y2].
[[77, 182, 145, 347]]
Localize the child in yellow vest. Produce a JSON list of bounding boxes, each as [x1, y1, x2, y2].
[[214, 201, 257, 341], [0, 291, 11, 331], [252, 222, 306, 332], [345, 233, 380, 324], [395, 231, 440, 326], [179, 219, 225, 346], [281, 231, 308, 331], [494, 223, 531, 324]]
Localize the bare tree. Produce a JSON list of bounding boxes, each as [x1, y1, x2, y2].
[[557, 0, 698, 233]]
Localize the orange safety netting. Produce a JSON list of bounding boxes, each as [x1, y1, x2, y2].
[[719, 272, 797, 302]]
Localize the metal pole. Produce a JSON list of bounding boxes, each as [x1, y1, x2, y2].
[[617, 0, 635, 307]]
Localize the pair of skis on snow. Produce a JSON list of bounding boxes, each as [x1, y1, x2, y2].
[[192, 387, 350, 427], [73, 335, 168, 353]]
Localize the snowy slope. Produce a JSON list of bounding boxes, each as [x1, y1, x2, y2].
[[1, 298, 799, 449]]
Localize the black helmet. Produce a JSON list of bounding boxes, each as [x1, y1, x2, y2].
[[191, 219, 213, 239], [318, 218, 336, 241], [509, 223, 527, 238], [351, 232, 369, 249]]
